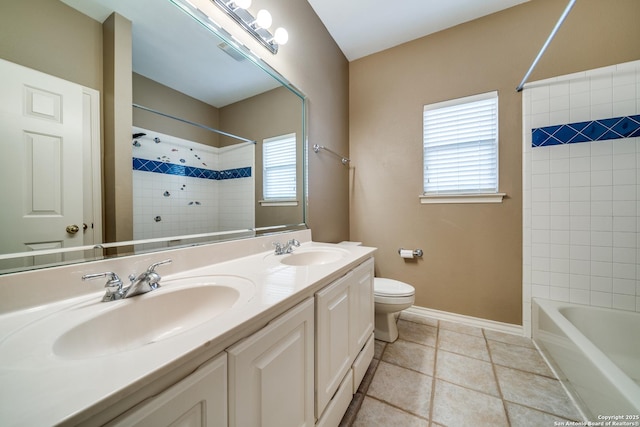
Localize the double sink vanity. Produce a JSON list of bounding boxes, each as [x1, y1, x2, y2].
[[0, 230, 376, 426]]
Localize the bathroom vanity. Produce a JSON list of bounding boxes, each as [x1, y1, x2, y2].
[[0, 230, 376, 426]]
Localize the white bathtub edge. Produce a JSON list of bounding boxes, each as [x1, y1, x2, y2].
[[533, 298, 640, 417]]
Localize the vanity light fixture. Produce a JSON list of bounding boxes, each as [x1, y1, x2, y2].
[[269, 27, 288, 45], [252, 9, 272, 29], [225, 0, 251, 10], [211, 0, 287, 54]]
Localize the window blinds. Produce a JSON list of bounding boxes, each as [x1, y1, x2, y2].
[[423, 92, 498, 195], [263, 133, 297, 199]]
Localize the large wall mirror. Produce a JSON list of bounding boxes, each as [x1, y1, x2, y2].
[[0, 0, 306, 274]]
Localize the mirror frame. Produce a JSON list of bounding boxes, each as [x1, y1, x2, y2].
[[0, 0, 307, 274]]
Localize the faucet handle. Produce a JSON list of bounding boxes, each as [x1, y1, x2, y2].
[[82, 271, 123, 288], [146, 259, 172, 273], [145, 259, 172, 289], [273, 241, 284, 255], [287, 239, 300, 247], [82, 272, 124, 302]]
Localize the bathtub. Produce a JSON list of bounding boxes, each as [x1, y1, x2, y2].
[[533, 298, 640, 418]]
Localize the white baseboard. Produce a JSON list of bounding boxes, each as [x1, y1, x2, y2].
[[404, 305, 523, 336]]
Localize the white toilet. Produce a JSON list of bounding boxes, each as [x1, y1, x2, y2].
[[374, 277, 415, 342], [338, 242, 416, 343]]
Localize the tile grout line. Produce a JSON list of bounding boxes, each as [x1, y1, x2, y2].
[[483, 328, 512, 427], [360, 394, 430, 423], [353, 315, 587, 425], [362, 327, 432, 424], [427, 320, 440, 427], [486, 329, 585, 422]]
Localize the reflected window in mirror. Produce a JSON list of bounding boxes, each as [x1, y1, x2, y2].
[[261, 133, 297, 206]]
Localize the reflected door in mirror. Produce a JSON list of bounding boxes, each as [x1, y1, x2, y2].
[[0, 59, 101, 257]]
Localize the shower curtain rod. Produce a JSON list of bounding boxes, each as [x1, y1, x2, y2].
[[132, 103, 257, 144], [516, 0, 577, 92]]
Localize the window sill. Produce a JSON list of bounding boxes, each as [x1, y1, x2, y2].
[[419, 193, 506, 204], [259, 199, 299, 207]]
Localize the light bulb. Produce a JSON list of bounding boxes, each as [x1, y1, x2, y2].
[[274, 27, 288, 45], [255, 9, 272, 29], [230, 0, 251, 9]]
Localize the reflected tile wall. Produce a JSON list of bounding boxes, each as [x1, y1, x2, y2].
[[522, 60, 640, 334], [132, 127, 254, 240]]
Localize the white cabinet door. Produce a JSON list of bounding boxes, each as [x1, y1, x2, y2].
[[349, 258, 374, 359], [227, 298, 315, 427], [106, 352, 227, 427], [315, 273, 352, 418]]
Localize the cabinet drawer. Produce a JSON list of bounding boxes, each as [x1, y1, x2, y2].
[[352, 333, 374, 394], [315, 370, 353, 427]]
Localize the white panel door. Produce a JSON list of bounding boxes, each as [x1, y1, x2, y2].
[[227, 298, 314, 427], [0, 59, 86, 255]]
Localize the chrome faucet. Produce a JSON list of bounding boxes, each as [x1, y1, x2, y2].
[[273, 239, 300, 255], [125, 259, 172, 298], [82, 259, 172, 302]]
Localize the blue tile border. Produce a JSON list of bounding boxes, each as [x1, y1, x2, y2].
[[133, 158, 251, 180], [532, 114, 640, 148]]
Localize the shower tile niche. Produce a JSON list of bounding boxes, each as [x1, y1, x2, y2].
[[132, 126, 255, 240]]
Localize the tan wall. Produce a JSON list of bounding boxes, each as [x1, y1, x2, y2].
[[220, 87, 304, 228], [349, 0, 640, 324], [200, 0, 351, 242], [132, 73, 220, 147], [0, 0, 102, 90], [102, 13, 133, 245]]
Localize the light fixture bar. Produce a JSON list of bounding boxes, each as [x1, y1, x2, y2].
[[211, 0, 279, 54]]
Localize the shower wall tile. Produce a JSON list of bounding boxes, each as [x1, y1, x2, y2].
[[523, 60, 640, 333]]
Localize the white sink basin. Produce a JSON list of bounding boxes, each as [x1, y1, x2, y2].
[[279, 248, 349, 266], [52, 276, 254, 359]]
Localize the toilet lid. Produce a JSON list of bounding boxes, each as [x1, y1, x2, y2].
[[374, 278, 415, 297]]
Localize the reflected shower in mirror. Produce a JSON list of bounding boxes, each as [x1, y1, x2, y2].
[[0, 0, 306, 273]]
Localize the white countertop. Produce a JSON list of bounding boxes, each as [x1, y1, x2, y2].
[[0, 236, 375, 426]]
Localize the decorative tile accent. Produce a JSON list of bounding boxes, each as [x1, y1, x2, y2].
[[133, 157, 251, 180], [532, 114, 640, 147]]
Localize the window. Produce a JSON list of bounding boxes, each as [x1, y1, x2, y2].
[[422, 91, 503, 203], [262, 133, 297, 205]]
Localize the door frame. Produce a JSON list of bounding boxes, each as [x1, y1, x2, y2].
[[82, 86, 103, 247]]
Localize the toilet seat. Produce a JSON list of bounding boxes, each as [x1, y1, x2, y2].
[[375, 294, 415, 305], [374, 278, 415, 297]]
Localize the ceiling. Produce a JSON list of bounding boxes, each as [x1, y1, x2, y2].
[[61, 0, 280, 107], [307, 0, 530, 61], [59, 0, 530, 106]]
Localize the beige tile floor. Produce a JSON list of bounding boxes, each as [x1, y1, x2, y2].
[[339, 312, 583, 427]]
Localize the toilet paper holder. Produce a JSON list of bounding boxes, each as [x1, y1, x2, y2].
[[398, 248, 423, 258]]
